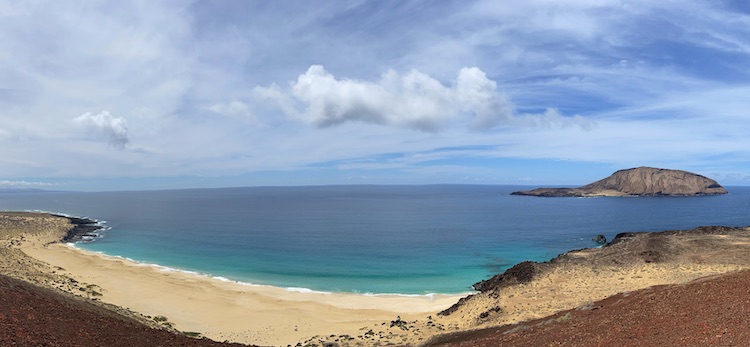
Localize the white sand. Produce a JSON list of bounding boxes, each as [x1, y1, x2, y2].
[[21, 239, 463, 346]]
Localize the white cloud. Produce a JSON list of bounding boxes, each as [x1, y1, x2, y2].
[[73, 111, 129, 149], [0, 180, 55, 188], [0, 1, 193, 147], [518, 108, 595, 130], [206, 100, 257, 124], [259, 65, 593, 132], [455, 67, 511, 129]]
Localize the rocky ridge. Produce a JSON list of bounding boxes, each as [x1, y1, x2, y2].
[[433, 225, 750, 343], [511, 166, 728, 197]]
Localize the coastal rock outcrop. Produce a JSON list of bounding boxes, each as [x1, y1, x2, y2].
[[471, 261, 537, 293], [592, 234, 607, 245], [61, 216, 103, 243], [511, 167, 728, 197]]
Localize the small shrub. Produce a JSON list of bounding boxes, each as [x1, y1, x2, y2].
[[504, 325, 530, 335], [555, 312, 573, 323]]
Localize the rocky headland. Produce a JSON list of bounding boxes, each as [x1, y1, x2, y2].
[[511, 166, 728, 197]]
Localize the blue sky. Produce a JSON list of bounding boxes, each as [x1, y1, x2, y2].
[[1, 0, 749, 191]]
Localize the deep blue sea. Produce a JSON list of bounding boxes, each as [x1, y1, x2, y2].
[[1, 185, 749, 294]]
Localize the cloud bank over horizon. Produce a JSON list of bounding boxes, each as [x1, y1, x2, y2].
[[1, 0, 749, 190]]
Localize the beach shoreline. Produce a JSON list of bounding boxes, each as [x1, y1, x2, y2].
[[6, 212, 750, 346], [3, 212, 465, 346]]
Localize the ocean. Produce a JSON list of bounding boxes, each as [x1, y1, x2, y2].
[[1, 185, 749, 295]]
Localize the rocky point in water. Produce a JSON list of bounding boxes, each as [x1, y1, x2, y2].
[[511, 167, 728, 197]]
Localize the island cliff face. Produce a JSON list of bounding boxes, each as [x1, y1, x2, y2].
[[511, 167, 728, 197]]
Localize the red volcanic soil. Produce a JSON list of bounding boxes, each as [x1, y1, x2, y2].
[[0, 274, 253, 347], [426, 270, 750, 347]]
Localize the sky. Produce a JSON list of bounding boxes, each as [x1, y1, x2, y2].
[[1, 0, 749, 191]]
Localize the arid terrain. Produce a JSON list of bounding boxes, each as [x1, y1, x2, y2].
[[425, 269, 750, 346]]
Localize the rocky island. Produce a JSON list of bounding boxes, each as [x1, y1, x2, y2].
[[511, 166, 728, 197]]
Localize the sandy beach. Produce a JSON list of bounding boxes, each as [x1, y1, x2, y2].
[[24, 243, 467, 345], [5, 213, 462, 346], [6, 213, 750, 346]]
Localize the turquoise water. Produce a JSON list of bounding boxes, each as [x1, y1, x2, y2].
[[1, 185, 749, 294]]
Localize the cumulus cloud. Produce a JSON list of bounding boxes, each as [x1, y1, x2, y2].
[[257, 65, 592, 132], [73, 111, 129, 148], [455, 67, 514, 130]]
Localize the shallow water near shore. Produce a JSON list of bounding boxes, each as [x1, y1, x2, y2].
[[1, 185, 749, 294]]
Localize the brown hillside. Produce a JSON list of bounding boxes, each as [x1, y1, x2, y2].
[[425, 269, 750, 347], [0, 274, 254, 347]]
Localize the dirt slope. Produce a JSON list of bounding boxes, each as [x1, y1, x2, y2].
[[425, 269, 750, 347]]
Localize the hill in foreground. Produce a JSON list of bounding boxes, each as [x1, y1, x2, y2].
[[429, 225, 750, 347], [512, 167, 728, 197], [425, 269, 750, 347], [0, 274, 253, 347]]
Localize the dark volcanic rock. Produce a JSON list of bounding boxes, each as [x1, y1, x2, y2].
[[592, 234, 607, 245], [511, 167, 728, 197], [440, 262, 540, 317], [472, 261, 538, 293], [60, 216, 103, 243], [511, 188, 586, 197]]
